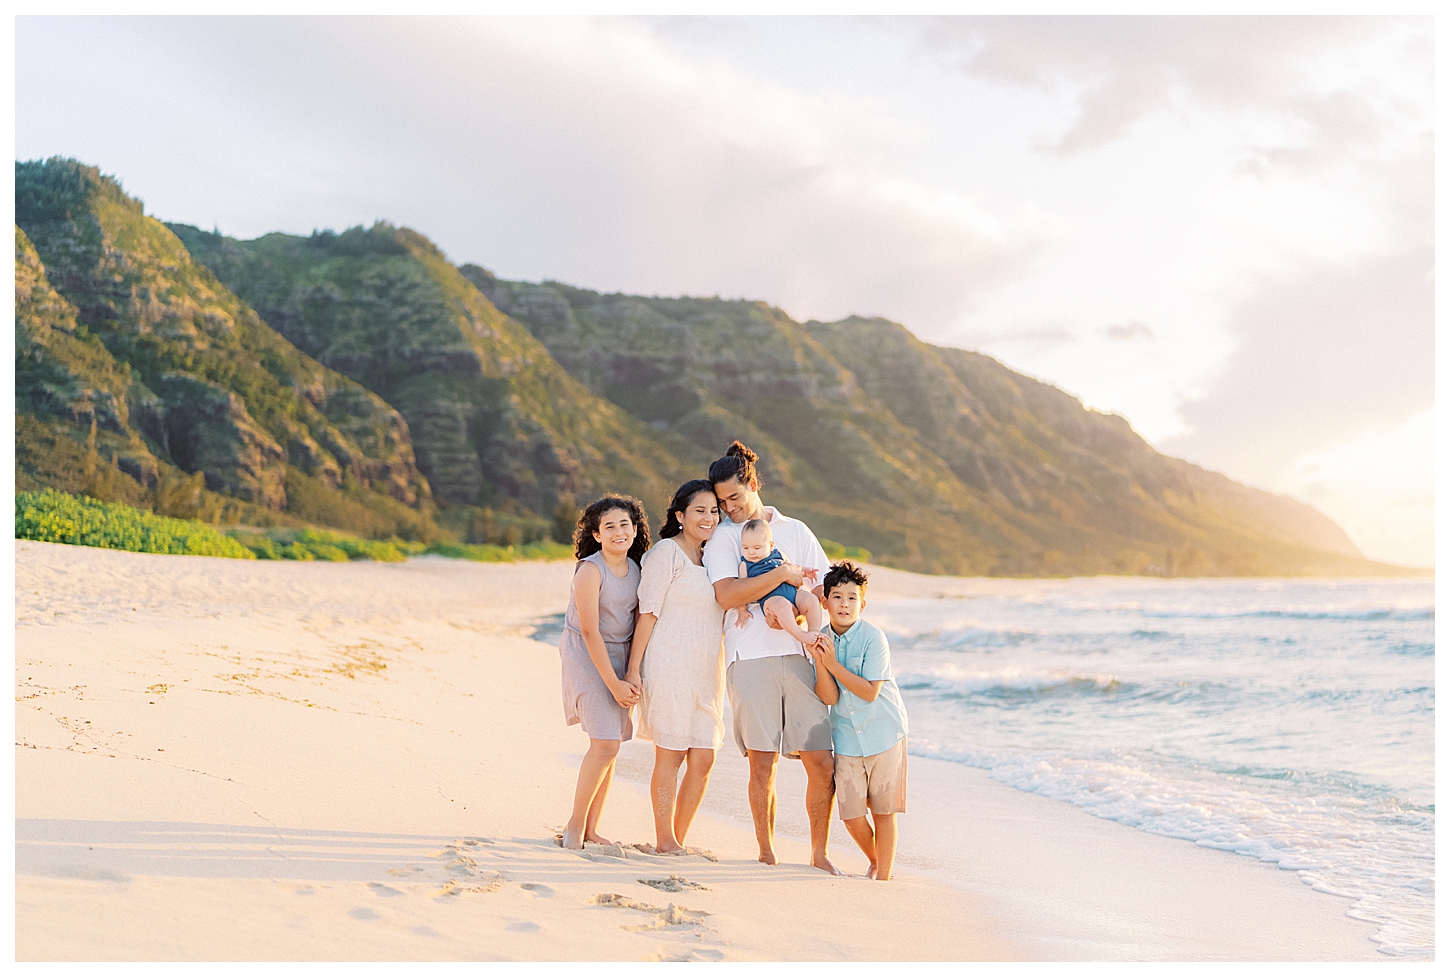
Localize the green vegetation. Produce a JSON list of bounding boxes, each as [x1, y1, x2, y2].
[[16, 158, 434, 537], [173, 220, 694, 527], [423, 540, 574, 563], [225, 526, 427, 562], [16, 489, 255, 559], [16, 156, 1411, 577], [820, 539, 873, 564]]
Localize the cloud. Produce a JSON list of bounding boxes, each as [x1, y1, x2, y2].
[[917, 15, 1430, 170], [1281, 408, 1433, 566], [1160, 241, 1432, 486], [15, 15, 1061, 334], [1101, 320, 1155, 341], [962, 322, 1078, 359]]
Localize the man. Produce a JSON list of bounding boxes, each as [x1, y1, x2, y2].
[[701, 440, 839, 874]]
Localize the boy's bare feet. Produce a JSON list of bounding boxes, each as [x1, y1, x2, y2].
[[758, 848, 778, 865]]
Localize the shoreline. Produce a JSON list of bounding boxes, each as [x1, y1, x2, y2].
[[14, 542, 1380, 960]]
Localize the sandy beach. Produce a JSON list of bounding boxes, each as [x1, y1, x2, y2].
[[14, 540, 1382, 961]]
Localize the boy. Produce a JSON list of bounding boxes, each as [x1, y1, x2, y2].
[[807, 561, 908, 881], [733, 518, 823, 646]]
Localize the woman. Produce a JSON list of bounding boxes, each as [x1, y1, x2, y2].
[[626, 479, 726, 853], [558, 495, 650, 850]]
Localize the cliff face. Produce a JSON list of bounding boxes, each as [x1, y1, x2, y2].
[[174, 224, 695, 524], [16, 159, 429, 531], [478, 276, 1381, 576], [16, 156, 1399, 575]]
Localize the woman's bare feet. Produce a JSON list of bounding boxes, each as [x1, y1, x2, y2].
[[655, 838, 686, 855], [582, 830, 614, 846], [562, 825, 584, 850], [867, 863, 878, 880]]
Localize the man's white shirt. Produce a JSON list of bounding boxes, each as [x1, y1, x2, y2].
[[703, 505, 831, 666]]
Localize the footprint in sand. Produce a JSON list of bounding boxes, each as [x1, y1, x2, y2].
[[629, 843, 720, 862], [349, 907, 379, 921], [425, 839, 508, 897], [637, 875, 709, 893], [433, 872, 505, 899], [589, 892, 710, 932], [506, 921, 541, 932], [519, 883, 554, 898], [386, 866, 425, 877], [367, 882, 403, 897], [646, 949, 725, 962]]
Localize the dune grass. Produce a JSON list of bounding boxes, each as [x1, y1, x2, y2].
[[16, 488, 254, 559], [16, 488, 575, 564]]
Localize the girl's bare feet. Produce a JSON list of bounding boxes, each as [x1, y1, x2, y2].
[[562, 825, 584, 850], [582, 830, 615, 846], [867, 863, 878, 880]]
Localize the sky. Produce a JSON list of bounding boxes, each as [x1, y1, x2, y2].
[[13, 15, 1435, 567]]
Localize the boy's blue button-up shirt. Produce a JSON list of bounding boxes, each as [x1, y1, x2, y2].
[[818, 617, 908, 758]]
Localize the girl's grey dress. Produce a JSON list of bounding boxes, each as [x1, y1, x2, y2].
[[559, 551, 640, 741]]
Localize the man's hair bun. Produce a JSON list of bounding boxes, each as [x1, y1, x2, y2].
[[710, 440, 762, 490]]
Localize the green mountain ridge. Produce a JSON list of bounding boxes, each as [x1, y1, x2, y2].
[[468, 275, 1396, 576], [14, 157, 1415, 576], [169, 222, 701, 532], [16, 158, 434, 539]]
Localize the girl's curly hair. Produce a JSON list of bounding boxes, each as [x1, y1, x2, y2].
[[573, 495, 651, 565]]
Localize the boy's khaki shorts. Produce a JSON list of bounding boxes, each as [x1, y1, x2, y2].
[[835, 738, 908, 820]]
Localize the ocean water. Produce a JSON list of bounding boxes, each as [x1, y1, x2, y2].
[[869, 577, 1434, 957]]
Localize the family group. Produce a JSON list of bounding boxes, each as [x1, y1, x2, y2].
[[557, 441, 910, 881]]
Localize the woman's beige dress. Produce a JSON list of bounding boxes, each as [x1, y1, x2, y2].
[[636, 536, 726, 751]]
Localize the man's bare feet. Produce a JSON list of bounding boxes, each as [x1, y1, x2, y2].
[[582, 831, 614, 846], [758, 849, 779, 865], [810, 854, 842, 876], [562, 826, 584, 850]]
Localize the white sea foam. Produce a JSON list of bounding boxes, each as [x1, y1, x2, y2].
[[881, 578, 1434, 957], [911, 743, 1435, 957], [899, 664, 1119, 696]]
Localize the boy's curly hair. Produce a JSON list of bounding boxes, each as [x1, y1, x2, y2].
[[573, 495, 651, 566], [823, 561, 869, 599]]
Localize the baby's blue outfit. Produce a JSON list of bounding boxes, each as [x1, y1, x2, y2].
[[744, 548, 798, 606]]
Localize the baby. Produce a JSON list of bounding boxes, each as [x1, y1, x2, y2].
[[734, 518, 823, 646]]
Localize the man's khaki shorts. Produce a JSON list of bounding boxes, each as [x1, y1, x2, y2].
[[835, 738, 908, 820], [726, 655, 833, 758]]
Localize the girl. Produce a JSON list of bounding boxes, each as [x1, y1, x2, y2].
[[558, 495, 650, 850], [626, 479, 725, 854]]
